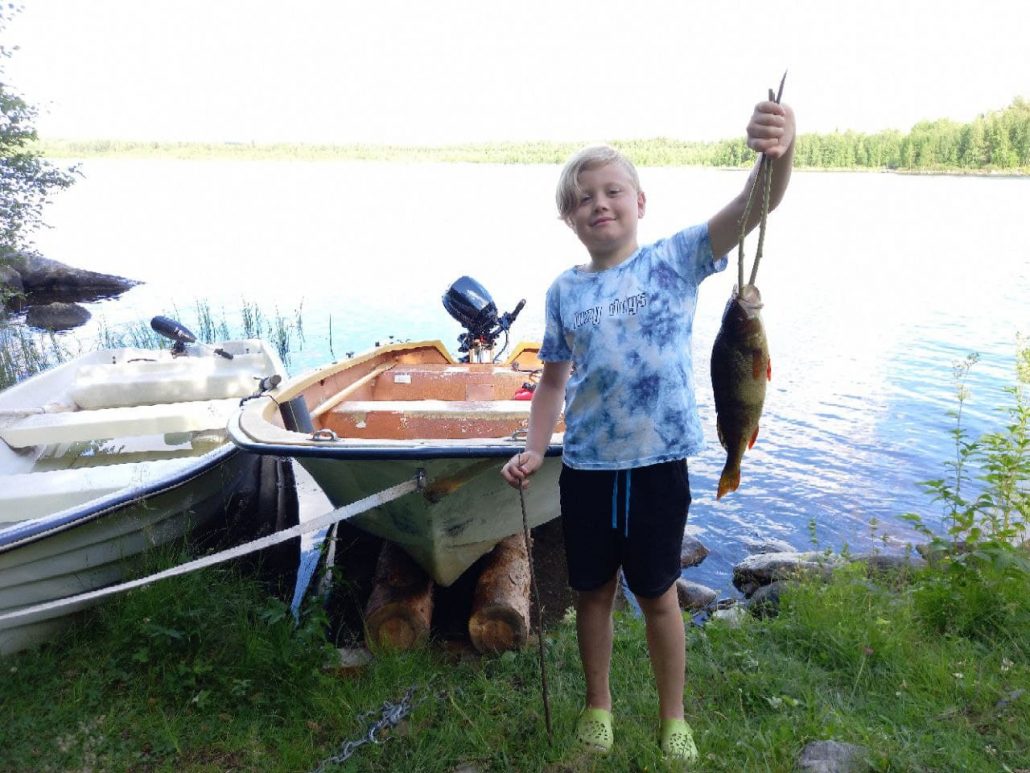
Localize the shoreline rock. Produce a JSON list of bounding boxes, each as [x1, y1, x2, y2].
[[2, 251, 139, 328], [24, 302, 92, 331]]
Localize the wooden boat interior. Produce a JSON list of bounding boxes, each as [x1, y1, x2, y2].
[[294, 342, 564, 442]]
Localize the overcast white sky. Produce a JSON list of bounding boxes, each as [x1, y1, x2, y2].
[[4, 0, 1029, 145]]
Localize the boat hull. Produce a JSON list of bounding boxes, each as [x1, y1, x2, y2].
[[0, 448, 261, 655], [229, 339, 564, 586], [300, 454, 560, 587], [0, 337, 290, 655]]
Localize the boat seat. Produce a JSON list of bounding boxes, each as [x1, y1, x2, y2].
[[322, 399, 532, 441], [0, 398, 240, 450], [71, 353, 270, 410], [331, 400, 533, 417], [0, 459, 192, 523]]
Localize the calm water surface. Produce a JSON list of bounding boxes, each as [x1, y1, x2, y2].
[[26, 160, 1030, 593]]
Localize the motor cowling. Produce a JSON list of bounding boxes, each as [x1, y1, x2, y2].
[[442, 276, 499, 339]]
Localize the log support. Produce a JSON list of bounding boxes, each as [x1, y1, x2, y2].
[[363, 541, 434, 651], [468, 533, 532, 654]]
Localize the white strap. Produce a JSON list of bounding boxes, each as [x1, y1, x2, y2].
[[0, 475, 421, 626]]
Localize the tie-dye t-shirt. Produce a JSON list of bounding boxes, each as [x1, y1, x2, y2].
[[539, 223, 727, 470]]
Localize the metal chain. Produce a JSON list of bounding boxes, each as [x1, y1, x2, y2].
[[311, 686, 417, 772]]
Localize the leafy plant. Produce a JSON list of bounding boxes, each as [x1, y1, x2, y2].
[[903, 339, 1030, 643]]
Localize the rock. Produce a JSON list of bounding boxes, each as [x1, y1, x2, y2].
[[680, 534, 710, 568], [25, 302, 91, 330], [748, 580, 789, 618], [675, 579, 718, 611], [742, 537, 797, 555], [732, 551, 845, 598], [324, 646, 374, 678], [797, 740, 871, 772], [710, 605, 749, 628], [3, 250, 138, 303], [850, 552, 926, 576], [915, 540, 970, 562], [0, 263, 24, 297]]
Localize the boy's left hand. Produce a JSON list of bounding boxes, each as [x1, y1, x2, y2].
[[746, 101, 795, 159]]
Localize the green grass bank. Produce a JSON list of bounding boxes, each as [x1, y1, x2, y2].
[[0, 553, 1027, 772]]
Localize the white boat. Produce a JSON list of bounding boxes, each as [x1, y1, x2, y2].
[[228, 278, 564, 587], [0, 318, 288, 655]]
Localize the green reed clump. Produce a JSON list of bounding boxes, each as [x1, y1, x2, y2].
[[903, 339, 1030, 645], [0, 295, 72, 389], [0, 295, 308, 393]]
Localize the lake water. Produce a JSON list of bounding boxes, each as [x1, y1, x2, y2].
[[23, 159, 1030, 594]]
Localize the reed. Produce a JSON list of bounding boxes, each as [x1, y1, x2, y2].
[[0, 297, 308, 391]]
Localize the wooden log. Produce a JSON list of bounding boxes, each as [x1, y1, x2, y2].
[[468, 533, 532, 654], [363, 541, 434, 651]]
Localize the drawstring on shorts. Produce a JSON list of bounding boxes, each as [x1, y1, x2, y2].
[[610, 469, 632, 537]]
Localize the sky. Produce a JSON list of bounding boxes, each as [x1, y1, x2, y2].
[[3, 0, 1029, 146]]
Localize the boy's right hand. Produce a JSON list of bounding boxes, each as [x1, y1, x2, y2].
[[501, 450, 544, 489]]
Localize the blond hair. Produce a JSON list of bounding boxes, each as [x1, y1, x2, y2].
[[555, 145, 641, 222]]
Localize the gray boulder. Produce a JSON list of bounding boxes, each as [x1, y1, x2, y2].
[[743, 537, 797, 555], [797, 740, 871, 772], [680, 534, 710, 568], [25, 301, 92, 330], [2, 251, 138, 302], [851, 552, 926, 576], [675, 579, 718, 611], [747, 580, 789, 618], [733, 551, 845, 598]]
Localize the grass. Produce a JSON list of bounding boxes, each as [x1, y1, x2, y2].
[[1, 558, 1027, 772]]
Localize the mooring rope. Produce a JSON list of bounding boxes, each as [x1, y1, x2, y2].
[[0, 473, 423, 626], [737, 72, 787, 290]]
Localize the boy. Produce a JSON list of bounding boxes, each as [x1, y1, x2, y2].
[[501, 99, 796, 763]]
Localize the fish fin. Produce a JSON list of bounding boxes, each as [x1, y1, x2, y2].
[[717, 468, 740, 499], [748, 425, 760, 449], [767, 358, 772, 381], [752, 351, 765, 380]]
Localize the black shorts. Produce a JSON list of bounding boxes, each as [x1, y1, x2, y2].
[[559, 459, 691, 599]]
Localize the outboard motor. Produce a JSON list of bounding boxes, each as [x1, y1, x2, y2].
[[150, 315, 233, 359], [442, 277, 525, 363]]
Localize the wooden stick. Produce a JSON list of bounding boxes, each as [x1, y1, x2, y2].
[[311, 362, 394, 419], [520, 486, 553, 742]]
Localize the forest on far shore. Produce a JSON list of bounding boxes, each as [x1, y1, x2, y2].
[[38, 98, 1030, 173]]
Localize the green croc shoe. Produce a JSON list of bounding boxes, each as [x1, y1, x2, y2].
[[574, 708, 613, 754], [660, 718, 699, 765]]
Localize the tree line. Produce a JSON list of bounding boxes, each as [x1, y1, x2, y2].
[[38, 99, 1030, 173], [690, 98, 1030, 172]]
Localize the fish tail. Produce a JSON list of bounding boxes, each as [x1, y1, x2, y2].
[[717, 466, 741, 500]]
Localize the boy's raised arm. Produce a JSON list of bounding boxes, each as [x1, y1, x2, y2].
[[708, 101, 796, 260]]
